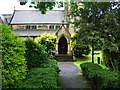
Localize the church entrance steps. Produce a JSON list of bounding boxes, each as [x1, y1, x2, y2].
[[55, 55, 75, 62]]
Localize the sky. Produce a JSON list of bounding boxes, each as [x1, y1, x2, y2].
[[0, 0, 37, 14], [0, 0, 64, 15], [1, 0, 118, 14]]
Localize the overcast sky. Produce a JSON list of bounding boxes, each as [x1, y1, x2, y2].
[[0, 0, 64, 15], [0, 0, 37, 14], [2, 0, 118, 14]]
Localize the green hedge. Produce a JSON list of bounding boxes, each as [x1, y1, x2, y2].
[[2, 24, 27, 88], [24, 38, 48, 70], [41, 59, 60, 73], [80, 62, 120, 89], [16, 59, 61, 89], [35, 34, 57, 55]]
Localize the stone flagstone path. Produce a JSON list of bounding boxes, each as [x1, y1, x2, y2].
[[58, 62, 91, 89]]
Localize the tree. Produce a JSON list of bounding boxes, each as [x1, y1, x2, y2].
[[19, 0, 63, 14], [68, 2, 114, 63], [71, 34, 91, 58], [100, 3, 120, 70]]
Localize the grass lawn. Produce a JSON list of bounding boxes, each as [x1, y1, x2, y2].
[[73, 51, 107, 69]]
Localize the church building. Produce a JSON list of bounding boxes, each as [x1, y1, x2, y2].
[[10, 9, 75, 56]]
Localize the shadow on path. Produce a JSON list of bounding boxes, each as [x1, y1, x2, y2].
[[58, 62, 91, 89]]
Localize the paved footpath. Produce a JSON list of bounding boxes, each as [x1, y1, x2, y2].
[[58, 62, 91, 89]]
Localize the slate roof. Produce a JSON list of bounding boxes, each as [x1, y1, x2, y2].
[[10, 10, 66, 24], [0, 17, 3, 23], [1, 14, 12, 24], [13, 30, 58, 36]]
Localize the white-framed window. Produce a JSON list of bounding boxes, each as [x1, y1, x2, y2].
[[38, 25, 48, 29], [26, 26, 37, 29], [49, 26, 54, 29], [55, 26, 61, 29], [38, 26, 42, 28], [32, 26, 37, 29], [26, 26, 31, 29]]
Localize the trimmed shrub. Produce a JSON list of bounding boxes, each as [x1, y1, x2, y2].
[[41, 59, 60, 73], [16, 59, 61, 89], [36, 34, 57, 55], [80, 62, 120, 89], [24, 38, 48, 70], [80, 62, 102, 76], [2, 24, 27, 88], [17, 68, 61, 89]]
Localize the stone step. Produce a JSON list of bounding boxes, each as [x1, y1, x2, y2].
[[55, 56, 73, 59], [56, 59, 75, 62], [55, 55, 75, 62]]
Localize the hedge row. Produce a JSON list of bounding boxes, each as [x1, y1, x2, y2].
[[36, 34, 57, 55], [2, 24, 27, 88], [2, 24, 60, 89], [80, 62, 120, 89], [40, 59, 60, 73], [16, 59, 61, 89], [24, 38, 48, 70]]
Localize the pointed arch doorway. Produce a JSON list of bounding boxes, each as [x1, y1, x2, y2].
[[58, 36, 68, 54]]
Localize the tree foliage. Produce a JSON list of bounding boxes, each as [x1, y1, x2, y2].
[[99, 3, 120, 70], [2, 24, 27, 88], [69, 2, 112, 47], [69, 2, 120, 50], [69, 2, 120, 69], [19, 0, 63, 14], [71, 34, 91, 58], [29, 2, 56, 14]]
